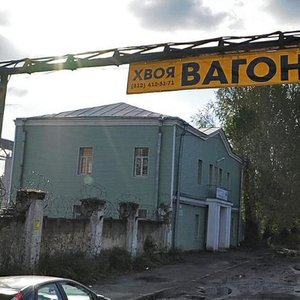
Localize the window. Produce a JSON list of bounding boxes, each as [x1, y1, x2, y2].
[[226, 172, 231, 189], [218, 168, 223, 186], [209, 164, 213, 185], [214, 166, 218, 185], [78, 147, 93, 175], [61, 282, 93, 300], [197, 160, 203, 184], [195, 214, 200, 240], [134, 147, 149, 176], [37, 284, 62, 300]]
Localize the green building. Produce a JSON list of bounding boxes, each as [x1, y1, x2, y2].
[[10, 102, 242, 251]]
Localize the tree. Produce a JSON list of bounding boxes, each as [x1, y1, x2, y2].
[[191, 100, 217, 128], [215, 85, 300, 242]]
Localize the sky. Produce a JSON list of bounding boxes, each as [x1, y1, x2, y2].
[[1, 0, 300, 140]]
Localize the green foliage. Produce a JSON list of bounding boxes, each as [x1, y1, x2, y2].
[[38, 248, 133, 282], [100, 247, 132, 273], [38, 252, 98, 282], [35, 246, 184, 283], [215, 85, 300, 244], [143, 236, 157, 256], [191, 100, 217, 128]]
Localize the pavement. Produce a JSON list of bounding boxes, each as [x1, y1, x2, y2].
[[91, 247, 300, 300]]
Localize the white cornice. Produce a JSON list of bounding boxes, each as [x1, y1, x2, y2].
[[15, 117, 179, 127], [179, 196, 207, 207]]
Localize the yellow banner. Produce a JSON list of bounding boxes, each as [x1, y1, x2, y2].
[[127, 48, 300, 94]]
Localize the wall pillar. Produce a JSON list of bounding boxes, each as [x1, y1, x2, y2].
[[157, 204, 173, 250], [80, 198, 106, 257], [119, 202, 139, 256], [206, 198, 233, 251], [219, 206, 232, 249], [206, 199, 220, 251], [19, 189, 46, 271]]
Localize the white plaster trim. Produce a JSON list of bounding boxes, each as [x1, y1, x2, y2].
[[179, 196, 207, 207], [206, 198, 233, 207], [15, 117, 179, 127]]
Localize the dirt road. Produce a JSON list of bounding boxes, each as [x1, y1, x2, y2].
[[94, 248, 300, 300]]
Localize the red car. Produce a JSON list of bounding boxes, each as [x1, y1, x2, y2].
[[0, 276, 110, 300]]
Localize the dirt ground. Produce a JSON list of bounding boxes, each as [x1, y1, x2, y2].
[[94, 247, 300, 300], [153, 249, 300, 299]]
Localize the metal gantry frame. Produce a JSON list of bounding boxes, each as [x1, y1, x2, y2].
[[1, 30, 300, 137]]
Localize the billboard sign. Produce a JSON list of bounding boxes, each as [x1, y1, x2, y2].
[[127, 48, 300, 94]]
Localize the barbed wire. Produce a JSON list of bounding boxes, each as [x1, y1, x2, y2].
[[6, 171, 167, 220]]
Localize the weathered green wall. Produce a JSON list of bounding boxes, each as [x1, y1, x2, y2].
[[176, 204, 207, 250], [180, 133, 241, 207], [11, 122, 175, 218], [10, 119, 242, 250]]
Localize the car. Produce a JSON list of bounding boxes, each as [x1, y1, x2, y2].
[[0, 275, 110, 300]]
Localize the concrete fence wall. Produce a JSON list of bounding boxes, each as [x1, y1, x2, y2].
[[41, 218, 90, 255], [0, 217, 25, 267], [0, 190, 170, 270], [137, 220, 166, 253]]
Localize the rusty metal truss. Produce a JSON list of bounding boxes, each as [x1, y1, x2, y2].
[[1, 30, 300, 76]]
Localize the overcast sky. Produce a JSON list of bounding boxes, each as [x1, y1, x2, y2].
[[0, 0, 299, 140]]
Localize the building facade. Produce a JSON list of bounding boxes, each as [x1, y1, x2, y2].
[[10, 102, 242, 251]]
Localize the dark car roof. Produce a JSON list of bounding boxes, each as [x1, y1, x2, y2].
[[0, 275, 62, 290]]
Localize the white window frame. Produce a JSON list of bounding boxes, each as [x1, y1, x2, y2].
[[134, 147, 149, 177], [78, 147, 93, 175]]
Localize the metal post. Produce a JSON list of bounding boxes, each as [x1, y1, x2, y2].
[[0, 75, 8, 138]]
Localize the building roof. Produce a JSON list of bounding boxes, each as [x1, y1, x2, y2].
[[198, 127, 220, 136], [16, 102, 241, 163], [33, 102, 169, 119]]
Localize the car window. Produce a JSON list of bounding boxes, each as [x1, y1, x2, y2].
[[37, 283, 62, 300], [60, 283, 93, 300]]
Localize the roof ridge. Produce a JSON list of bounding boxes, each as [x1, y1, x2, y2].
[[25, 102, 169, 119]]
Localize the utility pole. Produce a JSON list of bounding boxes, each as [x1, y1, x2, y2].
[[0, 75, 8, 139]]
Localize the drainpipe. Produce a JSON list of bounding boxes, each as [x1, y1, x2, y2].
[[155, 117, 164, 210], [172, 122, 187, 248]]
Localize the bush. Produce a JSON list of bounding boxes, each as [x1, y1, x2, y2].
[[1, 246, 184, 282], [38, 252, 97, 282], [101, 247, 132, 273], [38, 247, 133, 282]]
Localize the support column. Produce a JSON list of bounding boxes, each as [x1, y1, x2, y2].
[[157, 203, 173, 250], [206, 198, 233, 251], [206, 199, 220, 251], [219, 206, 232, 249], [80, 198, 106, 257], [19, 189, 46, 271], [119, 202, 139, 256]]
